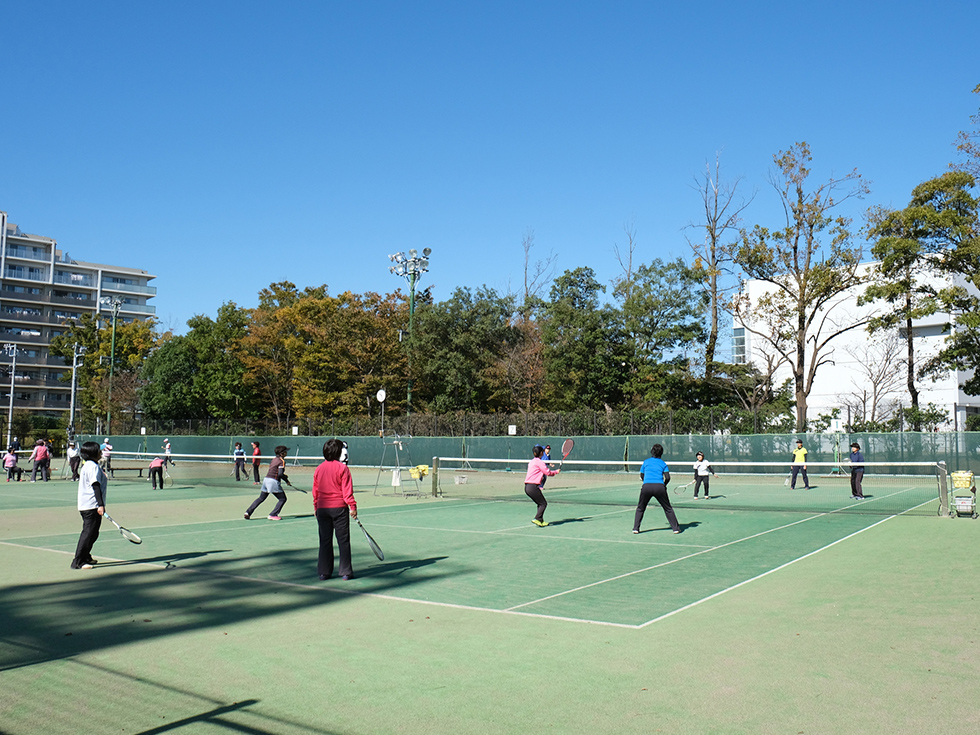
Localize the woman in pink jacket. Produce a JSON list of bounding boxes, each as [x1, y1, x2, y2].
[[312, 438, 357, 581], [524, 444, 560, 527]]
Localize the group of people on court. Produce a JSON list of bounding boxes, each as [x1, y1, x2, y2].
[[69, 436, 360, 581], [520, 438, 872, 534]]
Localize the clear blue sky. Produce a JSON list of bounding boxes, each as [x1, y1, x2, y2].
[[2, 1, 977, 334]]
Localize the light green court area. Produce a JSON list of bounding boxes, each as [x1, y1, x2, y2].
[[2, 469, 978, 734]]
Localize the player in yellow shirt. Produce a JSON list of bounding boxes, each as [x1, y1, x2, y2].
[[790, 439, 810, 489]]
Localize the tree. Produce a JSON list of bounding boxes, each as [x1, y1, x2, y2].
[[686, 154, 753, 379], [140, 336, 201, 421], [541, 267, 629, 410], [861, 173, 977, 427], [291, 289, 408, 421], [840, 334, 905, 431], [614, 258, 707, 406], [238, 282, 322, 431], [49, 313, 158, 431], [518, 228, 556, 319], [184, 302, 255, 420], [953, 83, 980, 177], [412, 286, 517, 412], [734, 142, 870, 431], [901, 172, 980, 394]]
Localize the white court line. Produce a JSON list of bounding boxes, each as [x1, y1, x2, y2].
[[505, 513, 828, 612]]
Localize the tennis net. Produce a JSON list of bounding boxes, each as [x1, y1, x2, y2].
[[430, 458, 950, 517]]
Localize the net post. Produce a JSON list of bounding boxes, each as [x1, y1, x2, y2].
[[938, 461, 949, 517], [431, 456, 440, 497]]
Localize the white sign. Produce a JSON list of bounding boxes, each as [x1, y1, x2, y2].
[[508, 425, 517, 436], [140, 427, 146, 435], [292, 426, 299, 436]]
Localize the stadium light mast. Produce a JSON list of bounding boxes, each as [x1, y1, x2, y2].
[[387, 248, 432, 417], [3, 343, 19, 449], [99, 296, 123, 435]]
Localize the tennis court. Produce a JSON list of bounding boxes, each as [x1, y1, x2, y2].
[[2, 456, 979, 734]]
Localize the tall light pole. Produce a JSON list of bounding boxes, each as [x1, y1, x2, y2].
[[388, 248, 432, 417], [3, 343, 18, 449], [68, 343, 86, 442], [99, 296, 123, 435]]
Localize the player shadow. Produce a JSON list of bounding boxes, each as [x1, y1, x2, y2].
[[547, 517, 588, 526], [633, 521, 702, 534], [354, 555, 448, 578], [94, 550, 232, 568]]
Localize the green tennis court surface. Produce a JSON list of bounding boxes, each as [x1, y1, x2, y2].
[[2, 466, 979, 734], [1, 468, 937, 628]]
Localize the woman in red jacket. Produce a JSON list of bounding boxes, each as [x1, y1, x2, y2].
[[312, 438, 357, 581]]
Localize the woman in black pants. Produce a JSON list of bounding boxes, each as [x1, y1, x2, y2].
[[633, 444, 681, 534]]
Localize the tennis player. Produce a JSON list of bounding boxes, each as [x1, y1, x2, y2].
[[634, 444, 681, 534], [233, 442, 247, 481], [312, 438, 357, 580], [71, 441, 107, 570], [244, 445, 289, 520], [148, 456, 165, 490], [848, 442, 865, 499], [251, 441, 261, 484], [525, 444, 560, 527], [790, 439, 810, 489], [692, 451, 717, 499]]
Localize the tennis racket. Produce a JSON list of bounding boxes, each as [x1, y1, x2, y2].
[[355, 518, 384, 560], [674, 480, 695, 495], [558, 438, 574, 469], [163, 470, 173, 488], [103, 512, 142, 544], [283, 478, 308, 494]]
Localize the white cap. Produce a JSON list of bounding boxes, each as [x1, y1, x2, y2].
[[164, 438, 169, 442], [104, 438, 109, 442]]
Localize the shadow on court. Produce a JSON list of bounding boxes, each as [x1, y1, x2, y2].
[[546, 517, 588, 526], [0, 546, 469, 672], [94, 550, 231, 568], [357, 555, 448, 577]]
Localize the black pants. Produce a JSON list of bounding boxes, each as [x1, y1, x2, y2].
[[634, 483, 680, 533], [791, 465, 809, 489], [316, 507, 353, 578], [235, 459, 246, 481], [72, 509, 102, 568], [252, 463, 260, 483], [69, 456, 81, 480], [524, 483, 547, 521], [150, 466, 164, 489], [694, 475, 710, 498], [246, 490, 286, 517], [850, 469, 864, 498]]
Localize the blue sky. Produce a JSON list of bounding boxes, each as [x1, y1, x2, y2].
[[1, 1, 977, 335]]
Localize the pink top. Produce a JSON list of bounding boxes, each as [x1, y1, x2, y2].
[[149, 457, 164, 468], [524, 457, 557, 485], [312, 460, 356, 511]]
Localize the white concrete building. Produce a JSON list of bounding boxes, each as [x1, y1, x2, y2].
[[0, 210, 156, 421], [732, 263, 979, 431]]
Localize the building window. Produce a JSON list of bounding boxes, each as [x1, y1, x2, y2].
[[733, 327, 746, 364]]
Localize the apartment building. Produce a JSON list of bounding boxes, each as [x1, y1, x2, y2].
[[0, 210, 156, 419]]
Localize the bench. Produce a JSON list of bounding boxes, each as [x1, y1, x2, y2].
[[103, 463, 146, 478]]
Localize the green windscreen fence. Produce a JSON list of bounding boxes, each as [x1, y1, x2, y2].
[[78, 432, 980, 472]]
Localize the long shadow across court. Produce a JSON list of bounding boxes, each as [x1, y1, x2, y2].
[[0, 547, 469, 671]]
